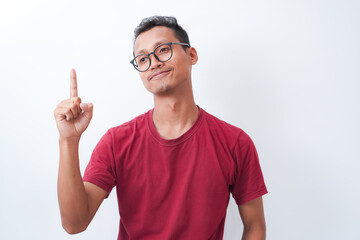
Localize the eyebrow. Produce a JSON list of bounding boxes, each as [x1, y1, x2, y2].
[[134, 40, 168, 56]]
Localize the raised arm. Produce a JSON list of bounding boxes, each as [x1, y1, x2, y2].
[[54, 69, 107, 234]]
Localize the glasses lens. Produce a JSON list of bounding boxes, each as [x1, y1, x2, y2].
[[134, 55, 150, 72], [154, 44, 172, 62]]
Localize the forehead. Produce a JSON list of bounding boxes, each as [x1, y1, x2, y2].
[[134, 26, 179, 54]]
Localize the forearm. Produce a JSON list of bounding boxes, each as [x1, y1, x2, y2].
[[57, 137, 89, 233]]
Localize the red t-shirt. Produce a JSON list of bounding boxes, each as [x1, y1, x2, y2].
[[83, 107, 267, 240]]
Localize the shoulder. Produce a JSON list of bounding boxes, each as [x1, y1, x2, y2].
[[200, 108, 254, 147], [201, 108, 244, 136]]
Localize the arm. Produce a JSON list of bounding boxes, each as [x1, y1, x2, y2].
[[54, 69, 107, 234], [57, 137, 107, 234], [238, 196, 266, 240]]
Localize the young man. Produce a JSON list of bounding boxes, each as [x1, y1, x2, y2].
[[54, 16, 267, 240]]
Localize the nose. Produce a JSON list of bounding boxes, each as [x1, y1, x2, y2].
[[149, 53, 164, 70]]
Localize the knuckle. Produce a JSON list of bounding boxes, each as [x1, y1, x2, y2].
[[54, 105, 63, 114], [71, 104, 80, 112], [71, 97, 81, 103], [69, 102, 75, 109]]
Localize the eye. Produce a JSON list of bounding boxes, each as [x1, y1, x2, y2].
[[158, 46, 170, 54], [136, 55, 148, 64]]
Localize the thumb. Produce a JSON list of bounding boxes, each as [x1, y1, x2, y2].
[[80, 102, 93, 112], [80, 102, 93, 119]]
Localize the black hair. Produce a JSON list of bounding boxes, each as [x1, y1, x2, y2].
[[134, 16, 190, 49]]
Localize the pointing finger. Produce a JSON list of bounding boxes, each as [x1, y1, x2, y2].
[[70, 68, 78, 98]]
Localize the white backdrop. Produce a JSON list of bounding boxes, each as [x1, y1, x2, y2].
[[0, 0, 359, 239]]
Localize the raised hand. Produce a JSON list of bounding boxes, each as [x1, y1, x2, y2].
[[54, 69, 93, 139]]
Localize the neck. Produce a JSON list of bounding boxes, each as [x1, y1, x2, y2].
[[152, 89, 199, 140]]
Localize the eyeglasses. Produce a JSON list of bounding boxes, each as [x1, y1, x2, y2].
[[130, 42, 190, 72]]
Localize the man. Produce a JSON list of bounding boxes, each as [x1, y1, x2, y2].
[[54, 16, 267, 240]]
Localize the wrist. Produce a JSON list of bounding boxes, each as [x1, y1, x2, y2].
[[59, 136, 81, 145]]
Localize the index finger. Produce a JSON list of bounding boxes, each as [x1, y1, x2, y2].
[[70, 68, 78, 98]]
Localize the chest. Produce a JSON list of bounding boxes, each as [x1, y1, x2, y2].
[[115, 135, 235, 201]]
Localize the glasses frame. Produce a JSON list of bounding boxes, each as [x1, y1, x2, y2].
[[130, 42, 190, 72]]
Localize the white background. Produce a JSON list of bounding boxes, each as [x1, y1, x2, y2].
[[0, 0, 359, 239]]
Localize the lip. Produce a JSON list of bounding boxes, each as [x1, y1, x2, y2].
[[149, 70, 171, 80]]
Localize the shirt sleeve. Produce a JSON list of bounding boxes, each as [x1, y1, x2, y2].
[[230, 131, 268, 205], [83, 130, 117, 198]]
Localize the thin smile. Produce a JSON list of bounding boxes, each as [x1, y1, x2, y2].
[[149, 70, 171, 80]]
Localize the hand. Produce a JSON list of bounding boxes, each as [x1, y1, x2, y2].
[[54, 69, 93, 139]]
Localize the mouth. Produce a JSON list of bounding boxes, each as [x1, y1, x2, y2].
[[149, 69, 171, 80]]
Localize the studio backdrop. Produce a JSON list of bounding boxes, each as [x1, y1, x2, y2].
[[0, 0, 359, 239]]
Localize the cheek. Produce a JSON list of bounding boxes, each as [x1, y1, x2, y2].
[[173, 59, 189, 72], [139, 73, 149, 88], [177, 63, 191, 76], [139, 72, 148, 82]]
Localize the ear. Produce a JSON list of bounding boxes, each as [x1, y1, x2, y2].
[[188, 47, 198, 65]]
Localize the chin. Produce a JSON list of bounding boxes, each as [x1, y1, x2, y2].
[[151, 86, 171, 95], [145, 80, 172, 95]]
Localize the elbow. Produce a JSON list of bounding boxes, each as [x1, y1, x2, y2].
[[62, 220, 88, 235], [59, 207, 91, 234]]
